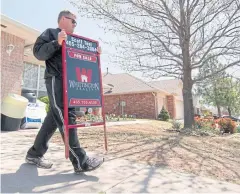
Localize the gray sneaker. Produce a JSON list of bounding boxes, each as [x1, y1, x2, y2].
[[74, 157, 104, 174], [25, 156, 53, 169]]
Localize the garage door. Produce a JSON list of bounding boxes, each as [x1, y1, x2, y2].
[[175, 100, 184, 119]]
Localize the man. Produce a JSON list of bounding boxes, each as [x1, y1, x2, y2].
[[26, 10, 103, 174]]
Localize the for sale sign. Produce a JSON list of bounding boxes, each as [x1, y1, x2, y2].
[[63, 34, 102, 107]]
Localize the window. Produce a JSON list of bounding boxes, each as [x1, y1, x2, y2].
[[22, 62, 47, 97], [39, 66, 46, 91], [23, 63, 38, 90]]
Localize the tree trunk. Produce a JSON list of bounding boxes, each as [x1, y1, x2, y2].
[[179, 1, 194, 128], [183, 70, 194, 128], [217, 104, 221, 117], [228, 107, 232, 117]]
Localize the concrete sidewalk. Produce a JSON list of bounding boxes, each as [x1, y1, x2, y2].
[[106, 119, 148, 126], [1, 130, 240, 193]]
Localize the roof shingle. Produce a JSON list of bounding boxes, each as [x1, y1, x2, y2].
[[103, 73, 166, 95], [149, 79, 183, 101], [102, 73, 183, 101]]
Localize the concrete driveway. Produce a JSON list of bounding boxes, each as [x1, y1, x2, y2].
[[1, 129, 240, 193]]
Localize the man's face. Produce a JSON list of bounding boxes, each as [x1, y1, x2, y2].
[[62, 14, 77, 33]]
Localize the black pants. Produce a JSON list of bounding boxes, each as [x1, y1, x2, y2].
[[27, 76, 87, 169]]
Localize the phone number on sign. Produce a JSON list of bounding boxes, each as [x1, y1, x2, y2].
[[66, 41, 97, 52], [70, 99, 101, 106]]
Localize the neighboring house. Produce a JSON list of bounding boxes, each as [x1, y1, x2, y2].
[[1, 14, 46, 102], [149, 80, 201, 118], [103, 73, 184, 119], [149, 79, 184, 120]]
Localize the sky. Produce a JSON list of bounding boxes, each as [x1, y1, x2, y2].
[[1, 0, 128, 76], [1, 0, 239, 81]]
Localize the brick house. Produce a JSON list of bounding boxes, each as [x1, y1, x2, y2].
[[103, 73, 184, 119], [149, 79, 184, 119], [1, 14, 46, 102]]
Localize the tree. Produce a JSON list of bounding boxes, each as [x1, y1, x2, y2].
[[220, 77, 240, 116], [197, 60, 240, 117], [68, 0, 240, 128], [158, 106, 170, 121], [196, 57, 227, 117]]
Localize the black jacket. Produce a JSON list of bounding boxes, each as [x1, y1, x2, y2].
[[33, 28, 62, 78]]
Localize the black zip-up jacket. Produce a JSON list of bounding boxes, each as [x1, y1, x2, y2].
[[33, 28, 62, 78]]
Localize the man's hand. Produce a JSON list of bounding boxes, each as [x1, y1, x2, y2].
[[58, 29, 67, 45], [97, 46, 102, 54]]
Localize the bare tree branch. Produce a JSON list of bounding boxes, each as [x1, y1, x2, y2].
[[68, 0, 240, 128]]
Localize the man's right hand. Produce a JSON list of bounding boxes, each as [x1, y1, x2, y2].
[[58, 29, 67, 45]]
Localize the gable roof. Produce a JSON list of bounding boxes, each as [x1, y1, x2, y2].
[[1, 14, 40, 46], [148, 79, 183, 101], [103, 73, 169, 95]]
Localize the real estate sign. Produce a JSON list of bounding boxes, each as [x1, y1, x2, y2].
[[63, 34, 102, 107]]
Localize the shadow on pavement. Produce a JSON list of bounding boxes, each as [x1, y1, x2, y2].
[[1, 163, 99, 193]]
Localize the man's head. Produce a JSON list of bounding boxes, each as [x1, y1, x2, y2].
[[58, 10, 77, 33]]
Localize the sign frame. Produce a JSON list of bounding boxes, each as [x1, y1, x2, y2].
[[62, 33, 108, 159]]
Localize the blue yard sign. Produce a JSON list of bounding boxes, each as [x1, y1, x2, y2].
[[63, 34, 102, 108]]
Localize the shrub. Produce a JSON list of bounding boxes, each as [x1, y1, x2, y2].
[[38, 96, 50, 112], [218, 118, 237, 134], [158, 106, 170, 121], [237, 125, 240, 133], [197, 119, 213, 129], [193, 117, 221, 136], [171, 120, 182, 130]]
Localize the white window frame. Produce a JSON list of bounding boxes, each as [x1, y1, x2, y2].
[[22, 62, 47, 98]]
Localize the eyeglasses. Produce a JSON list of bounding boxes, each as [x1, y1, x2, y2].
[[65, 16, 77, 25]]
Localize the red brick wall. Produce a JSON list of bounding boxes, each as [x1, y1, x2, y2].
[[166, 95, 176, 119], [1, 31, 25, 101], [104, 92, 156, 119]]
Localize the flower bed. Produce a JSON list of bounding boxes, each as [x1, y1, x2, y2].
[[194, 116, 237, 134]]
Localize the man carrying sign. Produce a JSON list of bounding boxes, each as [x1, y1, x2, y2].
[[25, 10, 103, 174]]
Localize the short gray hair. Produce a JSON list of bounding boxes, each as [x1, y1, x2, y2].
[[58, 10, 75, 23]]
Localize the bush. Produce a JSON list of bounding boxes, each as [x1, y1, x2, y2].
[[171, 120, 182, 130], [38, 96, 50, 112], [195, 118, 215, 129], [237, 125, 240, 133], [158, 106, 170, 121], [193, 117, 221, 136], [218, 118, 237, 134], [194, 117, 238, 135]]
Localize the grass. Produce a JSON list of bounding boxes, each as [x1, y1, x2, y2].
[[51, 120, 240, 185]]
